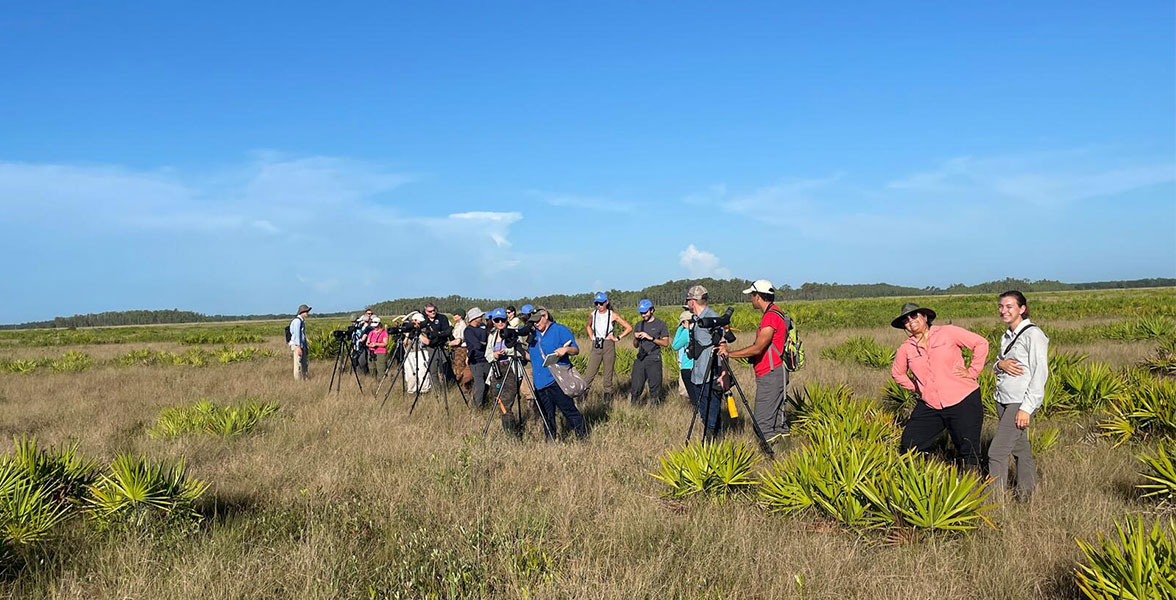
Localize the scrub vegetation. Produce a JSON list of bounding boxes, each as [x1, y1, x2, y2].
[[0, 287, 1172, 599]]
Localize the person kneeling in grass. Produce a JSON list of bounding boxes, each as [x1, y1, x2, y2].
[[988, 290, 1048, 500], [890, 303, 989, 471]]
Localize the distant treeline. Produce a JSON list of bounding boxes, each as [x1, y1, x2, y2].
[[366, 277, 1176, 317], [0, 309, 347, 331], [4, 277, 1172, 329]]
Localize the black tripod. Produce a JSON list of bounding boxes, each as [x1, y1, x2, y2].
[[480, 350, 554, 440], [373, 331, 412, 402], [378, 337, 468, 414], [685, 335, 774, 457], [327, 334, 364, 394]]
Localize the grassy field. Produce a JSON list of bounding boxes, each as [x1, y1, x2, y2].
[[0, 288, 1173, 599]]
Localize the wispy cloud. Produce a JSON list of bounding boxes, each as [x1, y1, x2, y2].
[[679, 244, 731, 278], [887, 151, 1175, 207], [527, 190, 634, 213]]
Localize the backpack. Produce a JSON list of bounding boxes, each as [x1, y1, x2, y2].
[[284, 325, 292, 343], [767, 308, 805, 372]]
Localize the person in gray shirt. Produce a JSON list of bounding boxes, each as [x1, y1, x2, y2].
[[685, 285, 722, 435], [988, 290, 1049, 500], [630, 299, 670, 405]]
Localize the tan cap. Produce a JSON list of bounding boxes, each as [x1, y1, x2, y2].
[[685, 285, 708, 301], [742, 279, 775, 294], [678, 310, 693, 323]]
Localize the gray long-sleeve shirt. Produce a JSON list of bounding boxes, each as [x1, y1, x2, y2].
[[993, 319, 1050, 415]]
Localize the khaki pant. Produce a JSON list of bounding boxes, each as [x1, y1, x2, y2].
[[583, 339, 616, 393], [371, 352, 387, 379], [291, 346, 308, 380], [987, 402, 1036, 498]]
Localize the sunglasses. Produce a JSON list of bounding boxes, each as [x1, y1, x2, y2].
[[493, 318, 507, 323], [594, 302, 606, 306]]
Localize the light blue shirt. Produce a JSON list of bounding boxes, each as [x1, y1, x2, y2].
[[288, 316, 307, 348], [690, 307, 718, 385], [672, 326, 694, 370]]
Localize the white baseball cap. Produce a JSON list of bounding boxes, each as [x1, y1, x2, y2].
[[742, 279, 775, 294]]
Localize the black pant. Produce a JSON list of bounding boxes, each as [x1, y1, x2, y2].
[[536, 384, 587, 440], [630, 355, 663, 405], [900, 388, 983, 469]]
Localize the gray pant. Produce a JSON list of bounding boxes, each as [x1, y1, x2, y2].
[[291, 346, 308, 380], [754, 366, 789, 438], [583, 339, 616, 393], [470, 362, 490, 408], [630, 354, 663, 404], [987, 402, 1036, 498]]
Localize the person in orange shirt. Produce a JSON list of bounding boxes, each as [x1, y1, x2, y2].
[[890, 303, 989, 470]]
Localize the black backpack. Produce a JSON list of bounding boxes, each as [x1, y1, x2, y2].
[[284, 324, 292, 343]]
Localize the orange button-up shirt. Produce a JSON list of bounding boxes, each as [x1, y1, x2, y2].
[[891, 324, 989, 409]]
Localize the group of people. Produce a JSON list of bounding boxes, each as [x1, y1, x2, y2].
[[889, 290, 1046, 499], [287, 285, 1047, 498]]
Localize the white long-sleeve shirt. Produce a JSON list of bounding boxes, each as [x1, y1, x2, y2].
[[993, 319, 1050, 415]]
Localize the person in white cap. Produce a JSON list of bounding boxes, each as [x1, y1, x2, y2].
[[462, 308, 490, 408], [719, 279, 792, 443]]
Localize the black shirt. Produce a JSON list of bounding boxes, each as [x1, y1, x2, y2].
[[463, 324, 489, 364], [422, 314, 452, 348], [634, 317, 669, 359]]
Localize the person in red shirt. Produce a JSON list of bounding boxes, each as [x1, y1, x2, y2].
[[890, 303, 989, 470], [719, 279, 791, 443]]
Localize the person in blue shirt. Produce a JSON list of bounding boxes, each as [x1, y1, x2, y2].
[[288, 304, 311, 380], [527, 306, 588, 439]]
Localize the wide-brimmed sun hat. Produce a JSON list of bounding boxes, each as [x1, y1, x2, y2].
[[891, 303, 937, 329], [296, 304, 311, 314], [466, 307, 484, 322]]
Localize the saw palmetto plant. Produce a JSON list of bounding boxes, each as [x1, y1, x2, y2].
[[1137, 442, 1176, 501], [650, 440, 759, 499], [1073, 517, 1176, 600], [85, 454, 209, 528], [149, 399, 280, 439], [1099, 376, 1176, 446]]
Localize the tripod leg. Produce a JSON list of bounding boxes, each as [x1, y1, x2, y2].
[[351, 358, 364, 393], [444, 349, 470, 407], [328, 340, 342, 393], [520, 366, 554, 440], [722, 358, 775, 457], [380, 340, 410, 409], [481, 364, 509, 439]]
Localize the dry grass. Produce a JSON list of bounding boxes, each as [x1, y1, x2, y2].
[[0, 318, 1166, 599]]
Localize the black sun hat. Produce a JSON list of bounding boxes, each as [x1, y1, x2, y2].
[[891, 303, 936, 329]]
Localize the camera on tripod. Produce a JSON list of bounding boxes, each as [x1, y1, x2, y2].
[[501, 323, 534, 349], [332, 323, 362, 341], [695, 306, 737, 344]]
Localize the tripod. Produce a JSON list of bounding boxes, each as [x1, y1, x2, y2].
[[480, 350, 554, 440], [685, 333, 774, 457], [373, 331, 411, 402], [327, 334, 365, 394], [378, 337, 468, 414]]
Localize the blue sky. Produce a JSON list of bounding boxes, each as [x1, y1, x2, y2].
[[1, 2, 1173, 323]]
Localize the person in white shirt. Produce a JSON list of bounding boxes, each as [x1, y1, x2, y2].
[[582, 292, 632, 400], [988, 290, 1049, 499]]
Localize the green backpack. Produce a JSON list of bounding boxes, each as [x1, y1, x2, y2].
[[767, 308, 805, 372]]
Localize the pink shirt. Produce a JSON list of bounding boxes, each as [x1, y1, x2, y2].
[[891, 324, 989, 410], [367, 328, 389, 354]]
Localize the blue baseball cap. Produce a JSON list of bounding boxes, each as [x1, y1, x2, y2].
[[490, 307, 507, 320], [520, 304, 534, 315], [593, 292, 608, 303], [637, 299, 653, 314]]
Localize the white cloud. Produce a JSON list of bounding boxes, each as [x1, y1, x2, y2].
[[679, 244, 731, 278], [887, 152, 1175, 207], [527, 190, 633, 213]]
